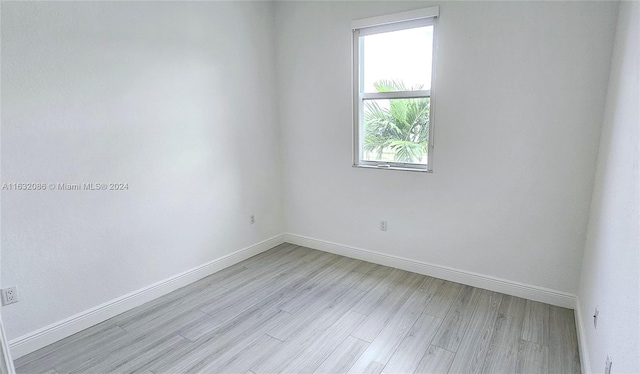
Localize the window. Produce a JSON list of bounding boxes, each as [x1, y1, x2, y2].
[[352, 7, 438, 172]]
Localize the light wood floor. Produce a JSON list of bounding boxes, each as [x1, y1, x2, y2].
[[15, 243, 581, 374]]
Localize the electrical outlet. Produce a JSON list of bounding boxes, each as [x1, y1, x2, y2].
[[250, 214, 255, 225], [605, 354, 612, 374], [593, 307, 599, 328], [1, 286, 19, 306], [380, 220, 387, 231]]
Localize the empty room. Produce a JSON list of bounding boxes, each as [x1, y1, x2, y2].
[[0, 0, 638, 373]]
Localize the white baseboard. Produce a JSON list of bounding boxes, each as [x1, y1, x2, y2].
[[9, 234, 285, 359], [284, 233, 577, 309], [575, 297, 592, 374]]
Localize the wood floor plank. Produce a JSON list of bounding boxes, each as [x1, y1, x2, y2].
[[125, 338, 190, 373], [16, 367, 58, 374], [278, 255, 373, 316], [278, 281, 346, 315], [351, 261, 381, 275], [157, 310, 292, 373], [143, 340, 201, 373], [289, 255, 361, 292], [314, 336, 369, 374], [71, 334, 187, 373], [380, 313, 442, 374], [499, 295, 527, 319], [414, 345, 455, 374], [161, 264, 245, 302], [548, 306, 581, 374], [286, 249, 326, 272], [117, 270, 265, 336], [522, 300, 550, 345], [117, 287, 219, 333], [191, 334, 282, 374], [214, 335, 282, 374], [16, 326, 127, 374], [57, 310, 206, 374], [481, 315, 524, 374], [267, 285, 356, 341], [16, 245, 581, 374], [287, 254, 344, 289], [278, 311, 366, 374], [179, 287, 297, 342], [239, 243, 299, 269], [253, 288, 366, 373], [198, 271, 302, 320], [288, 251, 340, 276], [347, 288, 433, 374], [431, 285, 483, 352], [342, 263, 393, 292], [353, 361, 385, 374], [124, 307, 212, 340], [416, 276, 436, 293], [350, 268, 409, 315], [423, 281, 463, 318], [247, 243, 302, 264], [516, 339, 549, 374], [14, 321, 120, 372], [352, 272, 426, 342], [107, 295, 179, 327], [216, 247, 314, 292], [336, 264, 394, 299], [447, 291, 503, 374]]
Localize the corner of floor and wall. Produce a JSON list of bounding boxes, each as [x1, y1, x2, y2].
[[1, 1, 638, 373]]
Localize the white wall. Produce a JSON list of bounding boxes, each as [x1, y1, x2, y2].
[[0, 3, 11, 371], [276, 1, 618, 295], [1, 1, 284, 340], [576, 2, 640, 373]]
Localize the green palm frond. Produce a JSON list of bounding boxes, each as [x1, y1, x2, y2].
[[363, 80, 430, 164]]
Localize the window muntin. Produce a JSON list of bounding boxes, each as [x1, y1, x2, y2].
[[353, 10, 437, 172]]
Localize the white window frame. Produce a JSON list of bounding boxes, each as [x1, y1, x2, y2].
[[352, 7, 439, 172]]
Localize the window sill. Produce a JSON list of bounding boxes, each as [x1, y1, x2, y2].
[[352, 164, 432, 173]]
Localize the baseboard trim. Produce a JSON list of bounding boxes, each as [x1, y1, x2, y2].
[[9, 234, 285, 359], [284, 233, 576, 309], [575, 297, 592, 374]]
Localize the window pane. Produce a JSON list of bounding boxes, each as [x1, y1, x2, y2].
[[362, 26, 433, 93], [362, 98, 430, 165]]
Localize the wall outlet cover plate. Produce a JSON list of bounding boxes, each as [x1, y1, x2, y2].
[[1, 286, 19, 306]]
